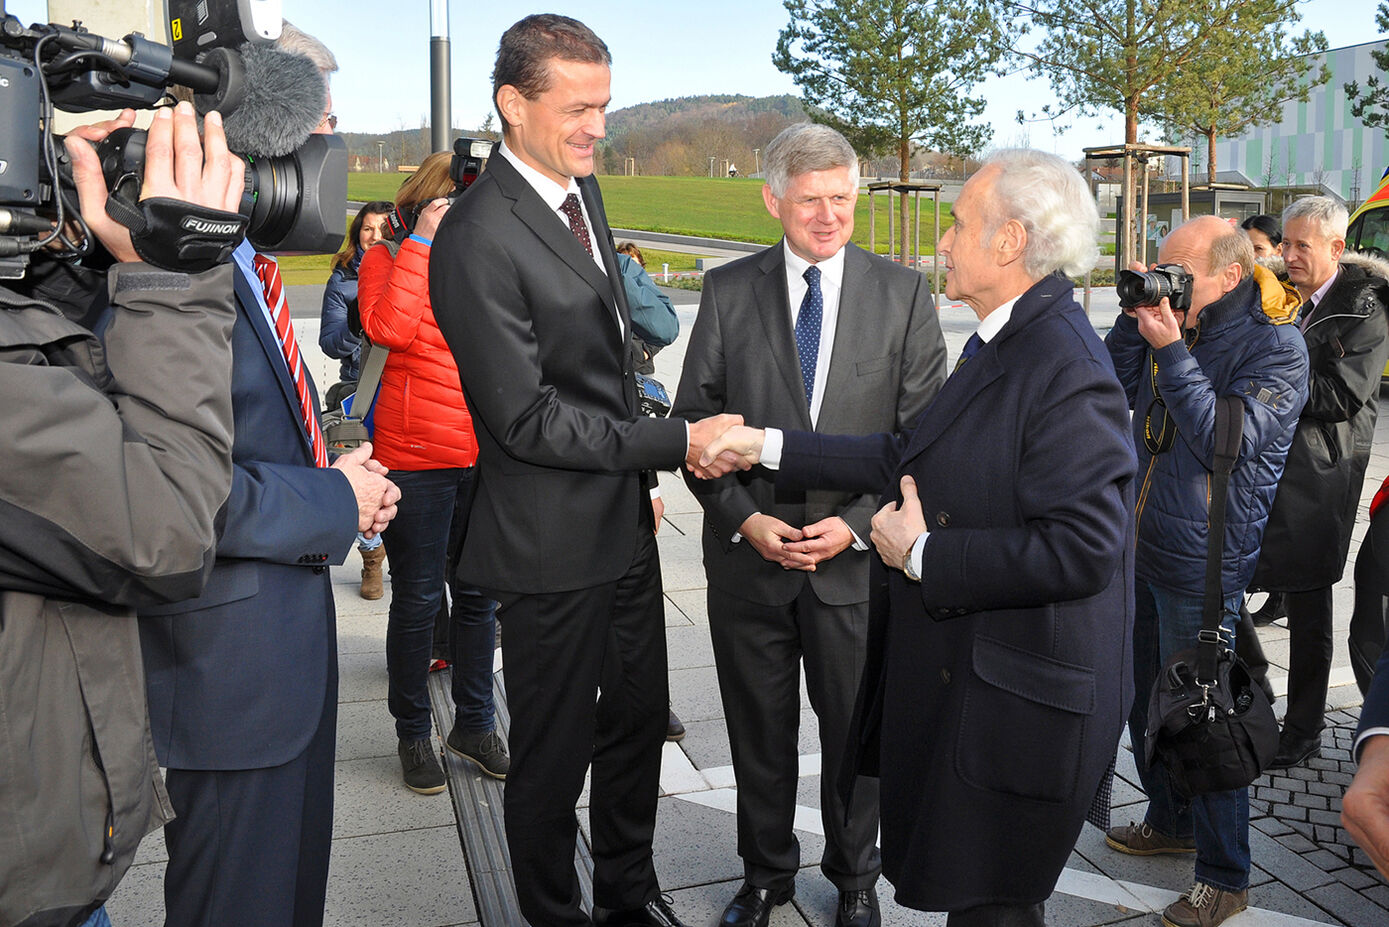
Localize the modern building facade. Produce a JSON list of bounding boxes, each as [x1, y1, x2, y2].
[[1201, 40, 1389, 206]]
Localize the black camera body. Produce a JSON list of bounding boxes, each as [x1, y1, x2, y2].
[[384, 137, 494, 244], [1117, 263, 1195, 312], [0, 0, 345, 277]]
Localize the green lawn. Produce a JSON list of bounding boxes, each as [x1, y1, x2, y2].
[[275, 173, 947, 287]]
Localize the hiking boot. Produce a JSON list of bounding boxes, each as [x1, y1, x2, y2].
[[1105, 821, 1196, 856], [1162, 882, 1248, 927], [447, 725, 510, 780], [398, 738, 446, 795], [360, 545, 386, 600]]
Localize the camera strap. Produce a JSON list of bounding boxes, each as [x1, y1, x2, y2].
[[105, 175, 247, 273]]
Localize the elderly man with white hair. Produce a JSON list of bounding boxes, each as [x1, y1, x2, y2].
[[697, 149, 1137, 926]]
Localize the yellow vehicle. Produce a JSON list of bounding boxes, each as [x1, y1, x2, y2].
[[1348, 168, 1389, 258], [1346, 170, 1389, 385]]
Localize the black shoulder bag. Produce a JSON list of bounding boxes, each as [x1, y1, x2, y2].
[[1144, 395, 1280, 799]]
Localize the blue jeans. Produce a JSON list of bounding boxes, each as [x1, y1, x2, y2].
[[383, 467, 497, 739], [78, 907, 111, 927], [1129, 580, 1250, 892]]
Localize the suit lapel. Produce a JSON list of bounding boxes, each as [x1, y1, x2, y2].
[[817, 245, 871, 432], [490, 157, 621, 331], [232, 263, 315, 459], [755, 243, 814, 428], [898, 275, 1067, 466]]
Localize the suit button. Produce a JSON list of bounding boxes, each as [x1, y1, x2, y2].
[[940, 668, 951, 684], [313, 566, 326, 575], [936, 512, 951, 527], [956, 608, 967, 616]]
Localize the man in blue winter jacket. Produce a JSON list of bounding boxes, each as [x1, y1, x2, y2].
[[1103, 215, 1309, 927]]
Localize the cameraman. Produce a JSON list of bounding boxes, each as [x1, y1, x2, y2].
[[1102, 215, 1308, 927], [0, 104, 243, 927]]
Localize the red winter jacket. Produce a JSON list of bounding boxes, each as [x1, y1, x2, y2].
[[358, 237, 478, 470]]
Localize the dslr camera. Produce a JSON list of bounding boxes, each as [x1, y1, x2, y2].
[[0, 0, 345, 278], [1116, 263, 1194, 312], [384, 137, 493, 242]]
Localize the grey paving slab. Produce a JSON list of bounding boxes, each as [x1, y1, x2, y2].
[[1070, 822, 1195, 895], [659, 522, 711, 593], [322, 826, 477, 927], [667, 587, 710, 627], [333, 754, 456, 840], [1305, 880, 1389, 926], [669, 664, 731, 724], [338, 650, 390, 703], [1245, 880, 1344, 924], [667, 622, 718, 670], [679, 717, 735, 769], [665, 592, 699, 628], [104, 860, 164, 927], [337, 697, 399, 761], [1249, 827, 1339, 893]]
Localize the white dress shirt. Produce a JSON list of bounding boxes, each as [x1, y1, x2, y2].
[[783, 242, 846, 427]]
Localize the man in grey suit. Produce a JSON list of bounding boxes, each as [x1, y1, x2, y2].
[[672, 123, 947, 927]]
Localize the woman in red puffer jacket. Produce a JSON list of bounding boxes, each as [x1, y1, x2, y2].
[[358, 151, 509, 792]]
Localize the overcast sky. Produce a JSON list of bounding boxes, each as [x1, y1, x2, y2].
[[9, 0, 1385, 161]]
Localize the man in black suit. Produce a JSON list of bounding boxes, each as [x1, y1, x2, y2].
[[429, 15, 737, 927], [673, 122, 946, 927]]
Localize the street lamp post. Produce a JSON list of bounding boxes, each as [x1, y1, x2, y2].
[[753, 148, 760, 175], [709, 156, 715, 178], [378, 141, 384, 173]]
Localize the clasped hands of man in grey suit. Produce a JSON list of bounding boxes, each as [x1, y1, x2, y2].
[[690, 425, 922, 574]]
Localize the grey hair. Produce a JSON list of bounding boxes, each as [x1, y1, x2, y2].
[[1282, 196, 1349, 241], [764, 123, 860, 199], [277, 20, 338, 77], [979, 149, 1100, 278], [1207, 223, 1255, 280]]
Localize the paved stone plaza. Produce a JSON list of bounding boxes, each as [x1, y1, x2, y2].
[[104, 283, 1389, 926]]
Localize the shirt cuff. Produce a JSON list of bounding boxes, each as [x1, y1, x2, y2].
[[1355, 727, 1389, 762], [848, 524, 868, 551], [910, 531, 930, 578], [650, 486, 662, 501], [762, 428, 784, 469]]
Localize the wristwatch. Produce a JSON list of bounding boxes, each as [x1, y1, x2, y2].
[[902, 546, 921, 583]]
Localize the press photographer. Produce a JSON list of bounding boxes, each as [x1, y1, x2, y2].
[[1103, 215, 1309, 927], [0, 100, 243, 927]]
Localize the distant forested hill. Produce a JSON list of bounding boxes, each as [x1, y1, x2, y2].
[[600, 94, 809, 176], [338, 94, 812, 178]]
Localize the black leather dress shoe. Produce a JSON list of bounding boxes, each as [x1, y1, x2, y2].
[[835, 888, 880, 927], [592, 896, 689, 927], [719, 882, 794, 927], [1268, 733, 1322, 770], [1250, 592, 1287, 627]]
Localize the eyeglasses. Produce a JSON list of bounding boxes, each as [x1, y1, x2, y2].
[[321, 112, 338, 130]]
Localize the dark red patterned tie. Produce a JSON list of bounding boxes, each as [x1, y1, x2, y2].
[[253, 253, 329, 467], [560, 193, 593, 257]]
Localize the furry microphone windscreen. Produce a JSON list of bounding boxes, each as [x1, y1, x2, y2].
[[221, 43, 327, 158]]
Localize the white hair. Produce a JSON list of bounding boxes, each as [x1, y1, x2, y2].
[[276, 20, 338, 77], [980, 149, 1100, 278], [1282, 196, 1348, 241]]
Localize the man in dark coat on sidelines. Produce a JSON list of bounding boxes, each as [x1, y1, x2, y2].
[[696, 149, 1136, 926], [1252, 197, 1389, 771]]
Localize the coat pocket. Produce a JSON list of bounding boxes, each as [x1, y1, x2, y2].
[[955, 634, 1094, 803]]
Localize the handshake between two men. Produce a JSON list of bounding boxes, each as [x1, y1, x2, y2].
[[684, 421, 925, 575]]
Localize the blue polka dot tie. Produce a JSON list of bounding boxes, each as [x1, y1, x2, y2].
[[796, 265, 823, 407]]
